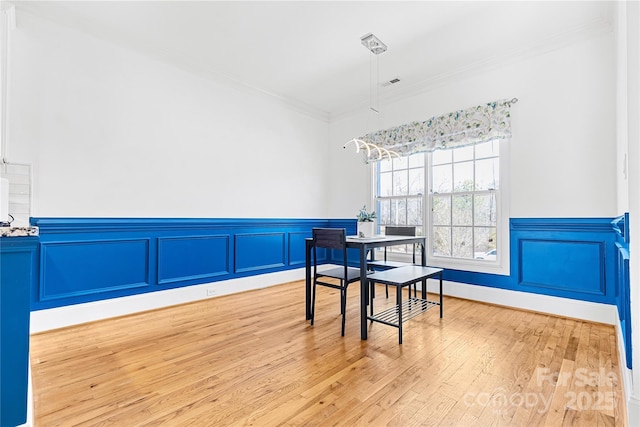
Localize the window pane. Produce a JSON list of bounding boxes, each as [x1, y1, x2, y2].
[[475, 140, 499, 159], [452, 194, 472, 225], [407, 198, 421, 225], [393, 170, 408, 196], [475, 158, 499, 191], [409, 168, 424, 195], [452, 226, 473, 258], [433, 226, 451, 256], [432, 149, 452, 165], [432, 195, 450, 226], [377, 199, 390, 224], [390, 199, 407, 225], [408, 153, 425, 168], [453, 161, 473, 192], [432, 164, 452, 193], [379, 172, 392, 197], [379, 158, 393, 172], [474, 227, 496, 259], [393, 156, 408, 170], [453, 145, 473, 162], [389, 243, 409, 255], [474, 194, 496, 226]]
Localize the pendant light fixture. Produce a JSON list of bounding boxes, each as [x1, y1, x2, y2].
[[344, 33, 399, 163]]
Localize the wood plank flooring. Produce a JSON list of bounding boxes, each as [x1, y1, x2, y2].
[[30, 280, 627, 426]]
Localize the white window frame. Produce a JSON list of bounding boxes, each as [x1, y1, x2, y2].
[[373, 140, 511, 276]]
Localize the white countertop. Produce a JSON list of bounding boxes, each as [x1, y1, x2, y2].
[[0, 226, 39, 237]]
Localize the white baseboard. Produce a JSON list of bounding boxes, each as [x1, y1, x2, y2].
[[614, 315, 637, 426], [628, 395, 640, 427], [426, 279, 618, 325], [623, 365, 640, 427], [32, 273, 619, 334], [30, 268, 307, 333]]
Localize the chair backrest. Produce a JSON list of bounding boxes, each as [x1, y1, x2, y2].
[[312, 227, 346, 250], [383, 226, 416, 262], [384, 226, 416, 237], [312, 228, 348, 272]]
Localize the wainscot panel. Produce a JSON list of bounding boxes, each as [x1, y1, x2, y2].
[[30, 218, 357, 310], [235, 232, 286, 273], [519, 239, 605, 295], [510, 218, 616, 303], [40, 238, 151, 301], [158, 235, 230, 285], [289, 231, 312, 266]]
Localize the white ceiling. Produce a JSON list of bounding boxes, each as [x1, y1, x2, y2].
[[13, 1, 614, 121]]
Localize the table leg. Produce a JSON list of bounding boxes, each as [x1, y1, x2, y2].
[[305, 239, 312, 320], [397, 284, 403, 344], [439, 272, 443, 318], [421, 242, 427, 300], [360, 245, 368, 340]]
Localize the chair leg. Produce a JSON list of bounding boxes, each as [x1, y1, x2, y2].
[[339, 280, 345, 314], [385, 284, 389, 298], [310, 282, 316, 326], [341, 287, 347, 336]]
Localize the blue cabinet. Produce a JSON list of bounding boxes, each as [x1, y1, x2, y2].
[[1, 236, 38, 427]]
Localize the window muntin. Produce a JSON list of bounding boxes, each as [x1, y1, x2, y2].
[[375, 153, 424, 256], [431, 140, 499, 262], [375, 140, 507, 272]]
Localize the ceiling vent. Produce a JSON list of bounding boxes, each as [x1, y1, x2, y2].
[[381, 77, 401, 87]]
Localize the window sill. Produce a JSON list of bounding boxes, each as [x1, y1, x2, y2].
[[384, 252, 510, 276], [427, 255, 510, 276]]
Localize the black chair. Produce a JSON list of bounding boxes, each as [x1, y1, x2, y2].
[[311, 228, 362, 336], [367, 226, 417, 297]]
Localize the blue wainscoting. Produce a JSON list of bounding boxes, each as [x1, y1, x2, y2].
[[31, 217, 625, 313], [0, 236, 37, 427], [511, 218, 616, 303], [443, 218, 618, 305], [30, 218, 356, 310], [612, 213, 632, 369]]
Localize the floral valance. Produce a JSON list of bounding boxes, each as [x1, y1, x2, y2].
[[358, 98, 516, 158]]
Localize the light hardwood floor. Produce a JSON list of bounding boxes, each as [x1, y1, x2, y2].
[[30, 280, 627, 426]]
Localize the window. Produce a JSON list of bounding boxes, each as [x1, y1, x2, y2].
[[375, 153, 425, 257], [374, 140, 510, 274]]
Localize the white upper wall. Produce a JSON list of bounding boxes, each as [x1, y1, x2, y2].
[[6, 6, 618, 221], [329, 29, 617, 219], [8, 11, 330, 219]]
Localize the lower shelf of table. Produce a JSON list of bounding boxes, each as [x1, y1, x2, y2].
[[368, 297, 439, 328]]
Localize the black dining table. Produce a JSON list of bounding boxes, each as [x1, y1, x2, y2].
[[305, 234, 427, 340]]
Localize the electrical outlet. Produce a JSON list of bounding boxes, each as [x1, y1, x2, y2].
[[206, 288, 216, 297]]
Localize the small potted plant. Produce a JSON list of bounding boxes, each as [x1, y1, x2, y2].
[[356, 205, 376, 237]]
